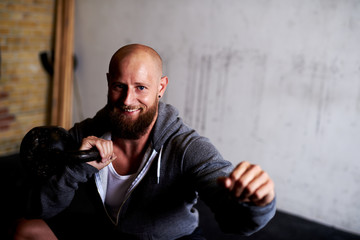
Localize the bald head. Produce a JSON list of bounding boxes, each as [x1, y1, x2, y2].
[[106, 44, 168, 139], [108, 44, 163, 79]]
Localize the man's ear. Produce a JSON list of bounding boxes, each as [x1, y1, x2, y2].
[[158, 76, 168, 97]]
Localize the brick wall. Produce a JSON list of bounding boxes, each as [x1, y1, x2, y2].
[[0, 0, 55, 156]]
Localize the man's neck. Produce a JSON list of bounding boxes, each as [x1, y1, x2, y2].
[[110, 123, 154, 175], [113, 134, 150, 157]]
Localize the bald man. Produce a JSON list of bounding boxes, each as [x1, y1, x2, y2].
[[14, 44, 275, 240]]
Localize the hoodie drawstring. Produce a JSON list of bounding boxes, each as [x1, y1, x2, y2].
[[157, 146, 163, 184]]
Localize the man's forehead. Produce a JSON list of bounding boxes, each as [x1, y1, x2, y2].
[[109, 46, 162, 76]]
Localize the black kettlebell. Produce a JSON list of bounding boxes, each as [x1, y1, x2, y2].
[[20, 126, 101, 180]]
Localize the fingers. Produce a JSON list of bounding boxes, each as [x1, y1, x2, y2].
[[217, 177, 232, 189], [230, 161, 254, 197], [219, 161, 275, 206], [232, 163, 263, 198], [100, 153, 117, 166], [80, 136, 114, 162], [87, 152, 117, 171], [251, 178, 275, 206]]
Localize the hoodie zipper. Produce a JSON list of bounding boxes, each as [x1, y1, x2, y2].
[[114, 148, 160, 225], [100, 147, 161, 226]]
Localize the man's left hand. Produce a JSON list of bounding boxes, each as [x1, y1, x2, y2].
[[218, 161, 275, 206]]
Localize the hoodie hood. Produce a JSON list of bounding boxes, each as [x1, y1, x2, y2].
[[151, 102, 184, 152], [151, 102, 185, 184]]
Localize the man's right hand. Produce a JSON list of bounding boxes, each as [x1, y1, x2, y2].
[[80, 136, 117, 170]]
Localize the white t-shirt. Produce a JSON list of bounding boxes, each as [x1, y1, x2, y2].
[[105, 162, 135, 220], [103, 142, 153, 221]]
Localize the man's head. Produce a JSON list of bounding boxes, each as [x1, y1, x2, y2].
[[106, 44, 168, 139]]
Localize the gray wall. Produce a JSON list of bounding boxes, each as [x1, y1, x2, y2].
[[73, 0, 360, 234]]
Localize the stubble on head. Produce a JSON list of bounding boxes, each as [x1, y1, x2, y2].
[[108, 44, 163, 80]]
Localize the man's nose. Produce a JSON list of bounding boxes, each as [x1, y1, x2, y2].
[[122, 89, 135, 106]]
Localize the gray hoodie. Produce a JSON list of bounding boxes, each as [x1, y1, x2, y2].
[[33, 102, 275, 239]]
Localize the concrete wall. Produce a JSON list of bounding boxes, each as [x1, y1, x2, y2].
[[73, 0, 360, 234]]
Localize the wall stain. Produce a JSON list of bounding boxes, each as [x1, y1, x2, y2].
[[184, 48, 197, 126], [250, 53, 268, 142]]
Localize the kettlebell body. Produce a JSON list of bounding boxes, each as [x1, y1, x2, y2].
[[20, 126, 100, 180]]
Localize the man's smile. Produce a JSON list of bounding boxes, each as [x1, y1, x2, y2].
[[123, 108, 140, 113]]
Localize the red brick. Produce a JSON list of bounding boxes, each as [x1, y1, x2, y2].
[[0, 91, 9, 99]]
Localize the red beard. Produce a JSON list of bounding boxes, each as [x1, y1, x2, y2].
[[107, 99, 158, 140]]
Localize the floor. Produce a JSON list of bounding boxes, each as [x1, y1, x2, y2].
[[196, 200, 360, 240], [1, 153, 360, 240]]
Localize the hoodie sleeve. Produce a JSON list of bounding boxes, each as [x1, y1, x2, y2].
[[39, 163, 98, 219], [182, 136, 276, 236], [25, 163, 98, 219], [23, 114, 105, 220], [34, 115, 107, 219]]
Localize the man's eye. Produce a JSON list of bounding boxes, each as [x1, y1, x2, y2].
[[138, 86, 145, 90], [114, 84, 125, 90]]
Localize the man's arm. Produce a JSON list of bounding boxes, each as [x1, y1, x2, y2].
[[183, 137, 276, 235], [24, 136, 114, 219], [216, 161, 276, 235]]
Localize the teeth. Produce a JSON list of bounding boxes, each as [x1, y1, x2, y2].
[[124, 109, 138, 112]]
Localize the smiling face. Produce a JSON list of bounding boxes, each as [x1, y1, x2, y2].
[[106, 45, 168, 139]]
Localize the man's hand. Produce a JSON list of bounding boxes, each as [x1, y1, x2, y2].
[[80, 136, 117, 170], [218, 161, 275, 206]]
